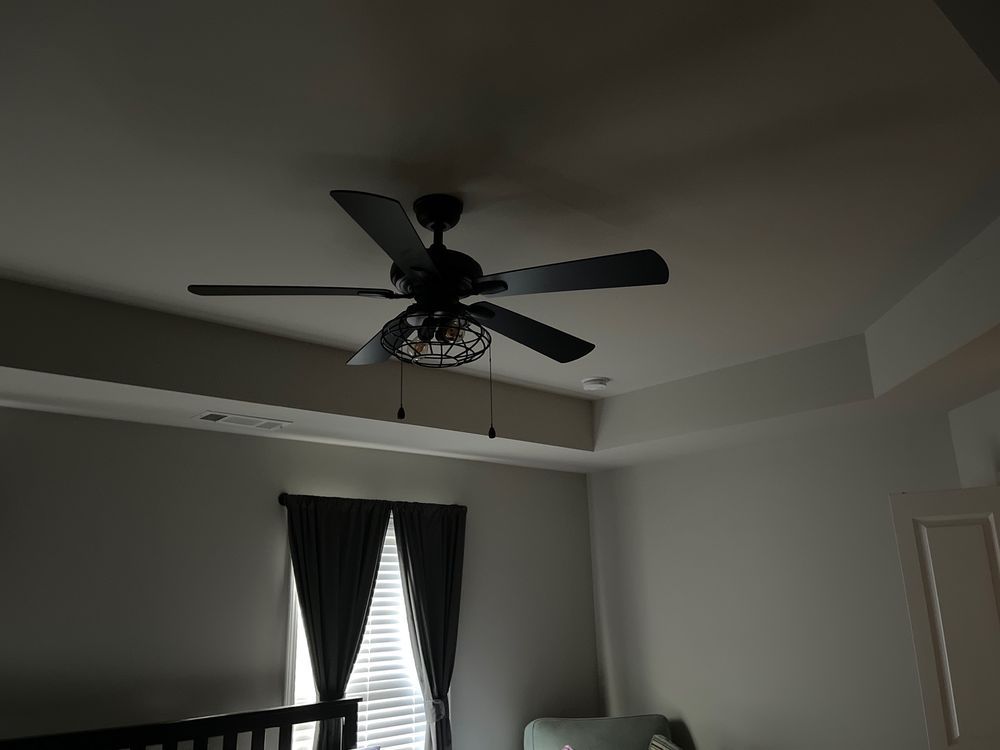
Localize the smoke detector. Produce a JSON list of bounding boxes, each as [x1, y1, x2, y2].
[[195, 411, 292, 431], [581, 377, 610, 392]]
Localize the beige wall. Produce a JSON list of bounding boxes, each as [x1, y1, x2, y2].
[[949, 387, 1000, 487], [0, 407, 600, 747], [588, 412, 959, 750], [0, 279, 593, 451]]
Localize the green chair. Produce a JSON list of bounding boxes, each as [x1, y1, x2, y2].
[[524, 715, 673, 750]]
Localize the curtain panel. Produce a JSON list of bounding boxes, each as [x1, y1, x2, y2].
[[282, 494, 391, 750], [391, 501, 467, 750]]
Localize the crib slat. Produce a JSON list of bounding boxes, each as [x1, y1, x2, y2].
[[343, 707, 358, 750], [251, 728, 265, 750], [278, 725, 292, 750], [223, 732, 238, 750], [193, 737, 208, 750]]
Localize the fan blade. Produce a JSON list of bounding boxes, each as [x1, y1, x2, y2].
[[346, 329, 394, 365], [188, 285, 400, 298], [330, 190, 438, 280], [468, 302, 595, 363], [474, 249, 668, 297]]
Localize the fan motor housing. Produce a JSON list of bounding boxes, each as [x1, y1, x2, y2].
[[390, 247, 484, 301]]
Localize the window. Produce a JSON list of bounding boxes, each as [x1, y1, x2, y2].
[[289, 514, 427, 750]]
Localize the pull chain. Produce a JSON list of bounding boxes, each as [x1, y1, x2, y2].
[[488, 346, 496, 439], [397, 358, 406, 420]]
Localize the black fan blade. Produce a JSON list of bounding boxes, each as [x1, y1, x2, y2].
[[474, 249, 668, 297], [346, 329, 394, 365], [188, 285, 400, 298], [468, 302, 595, 363], [330, 190, 438, 280]]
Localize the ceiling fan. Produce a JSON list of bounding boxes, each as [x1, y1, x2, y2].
[[189, 191, 669, 368]]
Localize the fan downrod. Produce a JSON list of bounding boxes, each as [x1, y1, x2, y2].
[[414, 194, 463, 241]]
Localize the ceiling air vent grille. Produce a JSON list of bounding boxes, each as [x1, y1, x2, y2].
[[196, 411, 292, 431]]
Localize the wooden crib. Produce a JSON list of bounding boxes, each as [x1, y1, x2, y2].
[[0, 698, 361, 750]]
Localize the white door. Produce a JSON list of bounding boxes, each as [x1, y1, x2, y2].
[[891, 487, 1000, 750]]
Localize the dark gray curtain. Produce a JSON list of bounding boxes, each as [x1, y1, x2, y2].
[[390, 501, 467, 750], [282, 494, 391, 750]]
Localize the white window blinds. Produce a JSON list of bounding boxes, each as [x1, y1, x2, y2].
[[291, 514, 428, 750]]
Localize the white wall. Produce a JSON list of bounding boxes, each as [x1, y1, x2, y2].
[[0, 407, 600, 747], [949, 387, 1000, 487], [588, 413, 959, 750]]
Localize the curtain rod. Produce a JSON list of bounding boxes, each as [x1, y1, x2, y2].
[[279, 493, 467, 511]]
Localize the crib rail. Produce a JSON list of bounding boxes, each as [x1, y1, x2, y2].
[[0, 698, 361, 750]]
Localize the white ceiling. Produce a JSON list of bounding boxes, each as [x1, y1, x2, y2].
[[3, 0, 1000, 396]]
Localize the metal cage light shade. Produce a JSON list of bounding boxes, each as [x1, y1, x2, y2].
[[381, 308, 491, 367]]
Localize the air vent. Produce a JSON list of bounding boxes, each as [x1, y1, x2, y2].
[[196, 411, 292, 431]]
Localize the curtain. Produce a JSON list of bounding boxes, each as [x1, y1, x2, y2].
[[390, 501, 467, 750], [282, 494, 391, 750]]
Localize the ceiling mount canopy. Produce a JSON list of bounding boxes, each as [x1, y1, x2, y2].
[[188, 190, 670, 367]]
